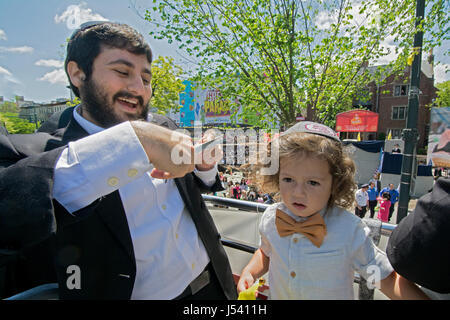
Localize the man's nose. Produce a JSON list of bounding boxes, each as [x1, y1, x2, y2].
[[127, 75, 146, 97]]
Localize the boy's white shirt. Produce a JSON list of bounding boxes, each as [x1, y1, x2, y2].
[[259, 202, 394, 300], [52, 106, 214, 299]]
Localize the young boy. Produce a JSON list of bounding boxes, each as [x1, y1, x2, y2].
[[237, 122, 428, 300]]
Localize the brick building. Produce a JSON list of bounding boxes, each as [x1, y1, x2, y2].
[[353, 60, 437, 150]]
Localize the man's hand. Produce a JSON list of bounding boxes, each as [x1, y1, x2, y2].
[[131, 121, 195, 179], [194, 129, 223, 172]]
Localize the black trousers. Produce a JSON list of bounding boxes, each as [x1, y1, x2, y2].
[[388, 202, 396, 221], [368, 200, 378, 218], [355, 206, 367, 218]]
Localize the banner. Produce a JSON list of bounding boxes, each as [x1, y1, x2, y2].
[[427, 107, 450, 168], [335, 110, 379, 132]]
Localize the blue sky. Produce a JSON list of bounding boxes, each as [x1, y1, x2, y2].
[[0, 0, 178, 103], [0, 1, 448, 104]]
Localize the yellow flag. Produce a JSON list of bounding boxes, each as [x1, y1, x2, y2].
[[387, 130, 392, 140], [357, 132, 361, 141]]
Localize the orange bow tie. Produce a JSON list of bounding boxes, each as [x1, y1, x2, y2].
[[275, 209, 327, 248]]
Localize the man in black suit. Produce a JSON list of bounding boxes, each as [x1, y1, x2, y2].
[[387, 177, 450, 295], [0, 22, 237, 300]]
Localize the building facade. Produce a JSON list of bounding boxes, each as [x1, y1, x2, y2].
[[18, 99, 70, 124], [352, 61, 437, 150]]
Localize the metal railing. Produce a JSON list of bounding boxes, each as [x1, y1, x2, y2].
[[202, 194, 397, 251]]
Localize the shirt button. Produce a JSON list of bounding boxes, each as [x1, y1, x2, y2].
[[127, 168, 138, 177], [175, 233, 179, 239], [162, 204, 167, 210], [107, 177, 119, 187], [192, 263, 195, 270], [290, 271, 296, 278], [293, 238, 298, 243]]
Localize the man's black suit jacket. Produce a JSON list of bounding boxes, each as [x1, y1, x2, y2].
[[0, 108, 237, 299], [387, 177, 450, 294]]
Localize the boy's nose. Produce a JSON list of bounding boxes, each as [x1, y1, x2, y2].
[[292, 183, 307, 197]]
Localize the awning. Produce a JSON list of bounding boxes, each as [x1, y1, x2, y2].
[[335, 110, 379, 132]]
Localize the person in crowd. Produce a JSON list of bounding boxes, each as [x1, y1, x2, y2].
[[256, 192, 264, 203], [380, 184, 399, 222], [391, 144, 401, 154], [222, 176, 229, 191], [0, 22, 236, 300], [263, 193, 274, 205], [367, 182, 379, 219], [376, 192, 391, 223], [240, 178, 248, 199], [237, 121, 428, 299], [247, 187, 256, 201], [354, 184, 369, 218], [231, 182, 241, 199], [369, 173, 381, 194], [387, 177, 450, 295]]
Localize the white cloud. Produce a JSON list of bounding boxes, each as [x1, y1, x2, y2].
[[54, 2, 108, 30], [315, 11, 335, 30], [0, 29, 6, 41], [0, 65, 21, 85], [0, 66, 12, 76], [435, 63, 449, 84], [38, 69, 68, 85], [0, 46, 34, 54], [35, 59, 64, 68]]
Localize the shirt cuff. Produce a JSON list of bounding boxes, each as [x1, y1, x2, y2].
[[193, 163, 218, 187], [54, 121, 152, 212]]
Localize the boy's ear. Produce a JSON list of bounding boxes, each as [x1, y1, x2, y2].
[[66, 61, 86, 89]]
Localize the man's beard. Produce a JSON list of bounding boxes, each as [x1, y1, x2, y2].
[[80, 77, 149, 128]]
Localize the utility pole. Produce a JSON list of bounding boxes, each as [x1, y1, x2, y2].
[[397, 0, 425, 223]]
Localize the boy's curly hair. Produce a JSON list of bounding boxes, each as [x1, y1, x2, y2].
[[253, 132, 356, 209]]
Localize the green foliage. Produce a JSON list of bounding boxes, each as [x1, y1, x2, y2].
[[150, 56, 186, 115], [66, 96, 81, 107], [0, 101, 19, 113], [0, 112, 37, 134], [434, 80, 450, 108], [144, 0, 449, 128]]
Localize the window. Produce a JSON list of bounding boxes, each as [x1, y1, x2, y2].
[[394, 84, 409, 96], [392, 106, 408, 120], [388, 128, 402, 139]]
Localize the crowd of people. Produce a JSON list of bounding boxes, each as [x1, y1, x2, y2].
[[354, 174, 400, 223], [216, 170, 274, 204]]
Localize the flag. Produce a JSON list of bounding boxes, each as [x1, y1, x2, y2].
[[387, 130, 392, 140]]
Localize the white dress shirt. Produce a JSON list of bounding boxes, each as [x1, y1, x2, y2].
[[259, 202, 393, 300], [53, 106, 213, 299]]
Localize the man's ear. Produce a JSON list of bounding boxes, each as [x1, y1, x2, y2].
[[66, 61, 86, 88]]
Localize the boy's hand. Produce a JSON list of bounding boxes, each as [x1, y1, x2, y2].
[[237, 271, 255, 293]]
